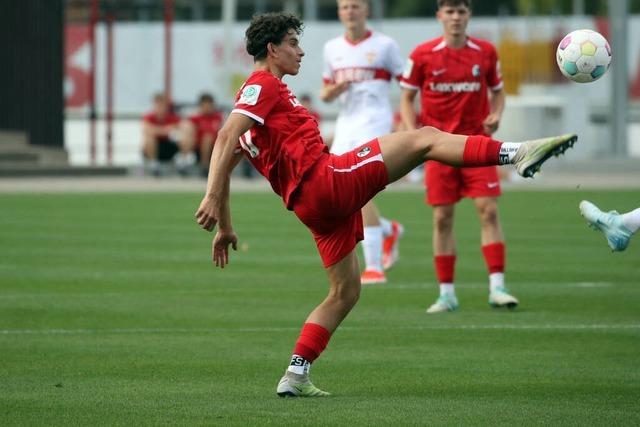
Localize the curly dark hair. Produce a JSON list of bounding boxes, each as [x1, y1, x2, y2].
[[245, 12, 304, 61], [437, 0, 471, 8]]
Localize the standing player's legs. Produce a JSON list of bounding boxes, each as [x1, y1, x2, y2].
[[474, 196, 518, 308], [278, 245, 362, 396], [360, 201, 386, 283], [424, 162, 461, 314], [331, 133, 402, 285], [427, 203, 460, 314]]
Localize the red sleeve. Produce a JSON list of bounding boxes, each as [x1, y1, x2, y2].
[[232, 73, 280, 125], [400, 47, 424, 91], [142, 113, 154, 123], [167, 112, 181, 125], [485, 44, 503, 91]]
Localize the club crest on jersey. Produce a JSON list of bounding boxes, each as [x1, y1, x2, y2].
[[472, 64, 481, 77], [357, 146, 372, 158], [238, 84, 261, 105], [366, 52, 377, 64]]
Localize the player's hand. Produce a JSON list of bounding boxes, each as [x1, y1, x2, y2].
[[322, 81, 350, 101], [195, 195, 220, 232], [212, 230, 238, 268], [483, 113, 500, 135], [332, 81, 350, 96]]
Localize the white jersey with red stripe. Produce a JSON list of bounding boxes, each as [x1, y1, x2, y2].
[[323, 30, 404, 154]]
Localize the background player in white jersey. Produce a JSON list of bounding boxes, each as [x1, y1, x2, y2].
[[320, 0, 405, 285]]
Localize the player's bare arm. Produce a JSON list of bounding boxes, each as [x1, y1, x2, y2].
[[399, 88, 419, 131], [195, 113, 253, 267], [319, 81, 350, 102], [483, 88, 505, 135]]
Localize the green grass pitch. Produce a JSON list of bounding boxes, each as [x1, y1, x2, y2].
[[1, 189, 639, 425]]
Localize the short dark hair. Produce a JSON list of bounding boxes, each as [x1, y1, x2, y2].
[[198, 93, 214, 104], [437, 0, 471, 8], [245, 12, 303, 61]]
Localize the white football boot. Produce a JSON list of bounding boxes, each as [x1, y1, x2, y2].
[[512, 134, 578, 178], [579, 200, 633, 252], [426, 294, 459, 314], [276, 371, 330, 398]]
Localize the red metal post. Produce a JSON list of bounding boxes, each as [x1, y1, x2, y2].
[[164, 0, 174, 103], [106, 13, 114, 165], [88, 0, 99, 165]]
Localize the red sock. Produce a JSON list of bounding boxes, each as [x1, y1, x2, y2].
[[434, 255, 456, 283], [481, 242, 505, 274], [463, 135, 503, 166], [292, 323, 331, 363]]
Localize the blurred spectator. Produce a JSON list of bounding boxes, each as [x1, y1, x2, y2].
[[183, 93, 224, 177], [141, 93, 187, 176], [300, 93, 322, 124]]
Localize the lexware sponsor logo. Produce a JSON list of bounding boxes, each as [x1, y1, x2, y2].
[[429, 82, 481, 92]]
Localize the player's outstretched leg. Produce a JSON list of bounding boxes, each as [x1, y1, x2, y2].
[[579, 200, 638, 251], [377, 127, 577, 184]]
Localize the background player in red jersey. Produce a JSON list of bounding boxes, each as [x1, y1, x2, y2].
[[141, 92, 186, 176], [183, 93, 224, 176], [194, 12, 576, 397], [400, 0, 519, 314]]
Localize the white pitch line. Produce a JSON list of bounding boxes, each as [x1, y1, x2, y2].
[[1, 324, 639, 336]]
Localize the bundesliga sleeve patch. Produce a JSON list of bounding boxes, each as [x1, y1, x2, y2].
[[238, 84, 262, 106], [402, 59, 414, 79]]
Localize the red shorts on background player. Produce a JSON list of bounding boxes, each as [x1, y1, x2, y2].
[[400, 0, 519, 313], [194, 12, 576, 397]]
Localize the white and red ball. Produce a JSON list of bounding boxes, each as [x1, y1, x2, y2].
[[556, 29, 611, 83]]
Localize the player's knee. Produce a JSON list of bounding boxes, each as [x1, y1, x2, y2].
[[414, 126, 443, 154], [433, 211, 454, 232], [328, 281, 360, 309], [479, 204, 499, 226]]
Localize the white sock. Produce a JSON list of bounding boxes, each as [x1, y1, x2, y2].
[[621, 208, 640, 234], [379, 217, 393, 237], [499, 142, 521, 165], [439, 283, 455, 297], [363, 226, 383, 272], [287, 354, 310, 375], [489, 273, 505, 293]]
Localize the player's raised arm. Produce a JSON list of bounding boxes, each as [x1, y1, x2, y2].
[[195, 112, 254, 268]]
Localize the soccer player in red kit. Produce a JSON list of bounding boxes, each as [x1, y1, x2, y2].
[[400, 0, 518, 314], [195, 12, 576, 397], [183, 93, 224, 176], [142, 93, 185, 176]]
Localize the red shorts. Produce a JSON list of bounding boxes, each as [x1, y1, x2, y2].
[[292, 139, 389, 267], [425, 161, 501, 206]]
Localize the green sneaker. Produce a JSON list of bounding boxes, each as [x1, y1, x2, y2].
[[426, 294, 459, 314], [276, 371, 330, 397], [489, 286, 519, 309], [512, 134, 578, 178]]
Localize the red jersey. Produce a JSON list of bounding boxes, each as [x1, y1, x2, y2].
[[401, 37, 503, 135], [232, 70, 327, 209], [142, 111, 181, 127], [189, 111, 223, 146]]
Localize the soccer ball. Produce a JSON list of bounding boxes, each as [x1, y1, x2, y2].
[[556, 29, 611, 83]]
